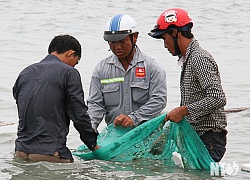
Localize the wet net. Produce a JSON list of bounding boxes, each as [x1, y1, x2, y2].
[[73, 114, 214, 170]]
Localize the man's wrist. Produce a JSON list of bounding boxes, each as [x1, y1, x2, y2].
[[180, 105, 189, 116], [128, 114, 138, 126]]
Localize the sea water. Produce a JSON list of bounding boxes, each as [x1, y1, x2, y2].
[[1, 0, 250, 179]]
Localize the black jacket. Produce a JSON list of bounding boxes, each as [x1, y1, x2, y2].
[[13, 54, 97, 160]]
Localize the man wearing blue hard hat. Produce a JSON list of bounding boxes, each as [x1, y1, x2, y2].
[[88, 14, 167, 131]]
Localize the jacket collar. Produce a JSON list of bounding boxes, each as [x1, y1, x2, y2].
[[107, 46, 145, 67]]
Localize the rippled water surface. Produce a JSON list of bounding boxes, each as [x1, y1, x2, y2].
[[1, 0, 250, 179]]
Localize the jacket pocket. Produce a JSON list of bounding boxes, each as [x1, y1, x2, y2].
[[101, 83, 119, 106], [131, 81, 149, 105]]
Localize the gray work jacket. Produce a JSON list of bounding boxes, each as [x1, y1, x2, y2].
[[87, 47, 167, 130]]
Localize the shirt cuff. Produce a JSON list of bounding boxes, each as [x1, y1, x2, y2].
[[92, 123, 98, 132], [128, 114, 140, 126]]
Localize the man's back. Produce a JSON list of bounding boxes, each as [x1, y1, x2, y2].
[[13, 34, 98, 163], [13, 54, 81, 159]]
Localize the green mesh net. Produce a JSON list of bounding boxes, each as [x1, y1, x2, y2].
[[73, 114, 214, 170]]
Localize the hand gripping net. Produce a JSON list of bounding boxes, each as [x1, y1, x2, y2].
[[73, 114, 214, 169]]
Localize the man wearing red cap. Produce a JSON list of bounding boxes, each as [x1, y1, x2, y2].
[[149, 8, 227, 162]]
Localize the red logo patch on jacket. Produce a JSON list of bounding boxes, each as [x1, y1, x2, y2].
[[135, 67, 146, 78]]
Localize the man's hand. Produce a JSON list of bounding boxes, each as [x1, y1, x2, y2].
[[93, 145, 100, 151], [114, 114, 133, 127], [165, 106, 189, 123]]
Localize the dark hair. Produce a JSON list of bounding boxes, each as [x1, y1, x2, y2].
[[48, 35, 81, 59], [167, 23, 194, 39], [180, 31, 194, 39]]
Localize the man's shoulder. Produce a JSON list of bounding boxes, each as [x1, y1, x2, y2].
[[137, 49, 159, 64], [95, 54, 115, 67], [23, 56, 76, 75], [19, 62, 40, 74], [190, 47, 215, 65], [189, 39, 212, 60], [139, 51, 164, 70]]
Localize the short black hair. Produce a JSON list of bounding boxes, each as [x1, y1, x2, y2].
[[48, 35, 81, 59], [167, 23, 194, 39]]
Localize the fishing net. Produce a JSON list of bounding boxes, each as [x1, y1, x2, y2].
[[73, 114, 214, 170]]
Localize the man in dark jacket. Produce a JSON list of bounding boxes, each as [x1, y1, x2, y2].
[[13, 34, 99, 163]]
